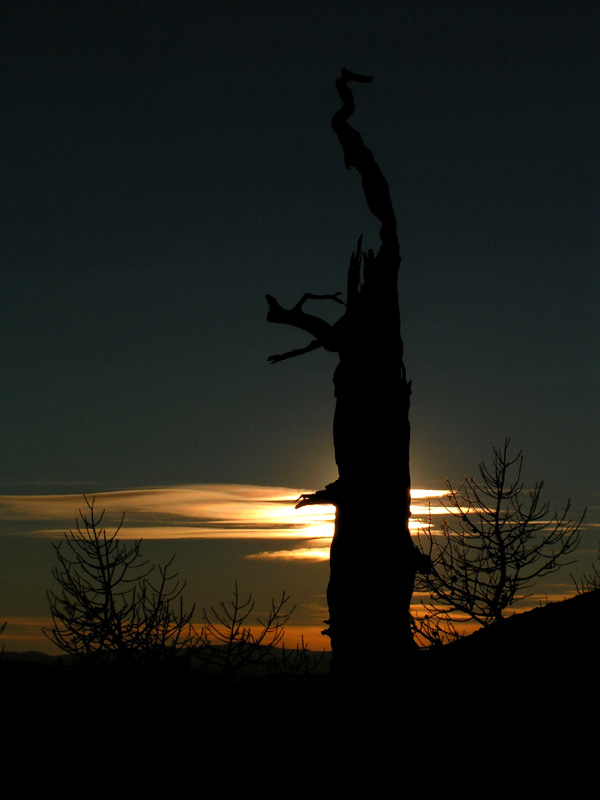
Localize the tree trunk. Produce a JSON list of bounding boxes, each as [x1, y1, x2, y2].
[[267, 70, 422, 680]]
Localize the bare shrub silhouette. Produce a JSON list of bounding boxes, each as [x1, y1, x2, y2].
[[573, 549, 600, 594], [45, 497, 324, 678], [410, 608, 460, 649], [196, 583, 325, 678], [44, 496, 195, 666], [414, 439, 584, 643]]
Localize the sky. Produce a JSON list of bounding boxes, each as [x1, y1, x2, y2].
[[1, 1, 598, 652]]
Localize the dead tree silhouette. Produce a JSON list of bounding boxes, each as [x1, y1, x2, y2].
[[267, 70, 427, 678]]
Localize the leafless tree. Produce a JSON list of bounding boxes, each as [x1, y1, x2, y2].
[[46, 498, 325, 680], [573, 550, 600, 594], [197, 583, 298, 678], [414, 440, 584, 638], [45, 496, 195, 666], [266, 70, 423, 674]]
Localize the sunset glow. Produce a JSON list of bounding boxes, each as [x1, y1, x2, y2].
[[0, 482, 589, 656], [0, 483, 447, 546], [0, 484, 452, 574]]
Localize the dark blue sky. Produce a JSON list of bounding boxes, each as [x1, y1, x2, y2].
[[2, 1, 598, 516]]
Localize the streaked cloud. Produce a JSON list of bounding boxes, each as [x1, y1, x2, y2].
[[245, 544, 332, 562], [0, 484, 333, 539], [0, 484, 450, 562], [0, 483, 447, 535]]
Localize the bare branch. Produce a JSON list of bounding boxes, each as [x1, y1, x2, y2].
[[44, 497, 196, 666], [414, 440, 584, 640], [267, 339, 323, 364]]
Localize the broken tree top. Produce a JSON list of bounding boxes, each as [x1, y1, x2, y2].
[[266, 68, 402, 367]]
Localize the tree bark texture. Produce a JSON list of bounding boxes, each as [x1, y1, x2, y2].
[[267, 71, 421, 678]]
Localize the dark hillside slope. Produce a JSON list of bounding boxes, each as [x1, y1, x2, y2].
[[415, 590, 599, 724]]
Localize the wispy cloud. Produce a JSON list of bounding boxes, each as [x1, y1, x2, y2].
[[0, 484, 450, 562], [0, 484, 334, 540], [0, 484, 447, 535], [245, 544, 332, 562]]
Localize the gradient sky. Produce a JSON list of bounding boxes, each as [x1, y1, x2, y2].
[[1, 2, 598, 651]]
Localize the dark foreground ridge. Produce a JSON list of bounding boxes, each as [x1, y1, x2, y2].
[[438, 588, 600, 663], [3, 591, 598, 744], [416, 589, 599, 729]]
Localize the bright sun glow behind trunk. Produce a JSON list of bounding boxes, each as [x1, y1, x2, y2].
[[0, 484, 450, 561]]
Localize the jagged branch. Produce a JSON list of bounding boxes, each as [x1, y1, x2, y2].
[[265, 292, 344, 363], [332, 68, 399, 257], [267, 339, 323, 365], [346, 234, 365, 311], [294, 291, 346, 308], [295, 479, 343, 508]]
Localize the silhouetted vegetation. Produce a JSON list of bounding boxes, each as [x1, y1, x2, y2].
[[573, 548, 600, 593], [44, 497, 325, 680], [194, 583, 325, 678], [414, 440, 584, 645], [44, 496, 195, 667]]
